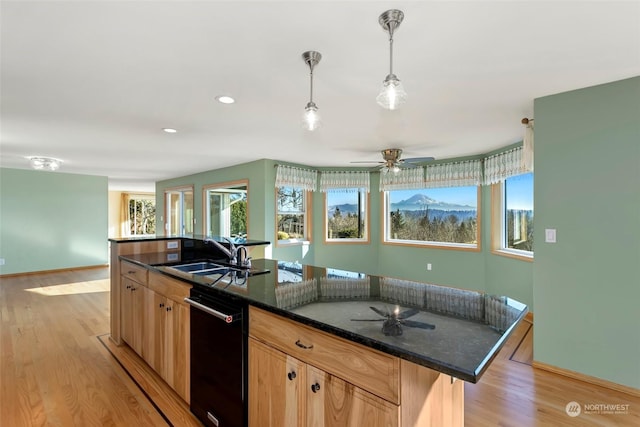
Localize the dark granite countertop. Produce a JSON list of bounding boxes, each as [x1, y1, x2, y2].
[[121, 254, 527, 383], [109, 234, 270, 247]]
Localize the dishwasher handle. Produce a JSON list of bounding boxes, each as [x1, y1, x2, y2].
[[184, 297, 237, 323]]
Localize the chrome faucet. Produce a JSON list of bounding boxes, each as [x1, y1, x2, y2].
[[236, 246, 251, 268], [204, 237, 237, 265]]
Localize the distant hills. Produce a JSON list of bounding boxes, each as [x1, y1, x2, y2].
[[328, 193, 476, 216], [393, 194, 476, 211]]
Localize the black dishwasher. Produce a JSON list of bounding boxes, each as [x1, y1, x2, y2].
[[184, 286, 248, 427]]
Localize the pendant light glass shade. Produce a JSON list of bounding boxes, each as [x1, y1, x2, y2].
[[377, 9, 407, 110], [377, 74, 407, 110], [303, 102, 321, 131], [302, 51, 322, 131]]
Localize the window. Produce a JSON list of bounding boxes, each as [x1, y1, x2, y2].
[[493, 172, 533, 259], [165, 187, 193, 235], [276, 186, 309, 243], [384, 186, 480, 249], [325, 189, 368, 242], [203, 181, 248, 239], [128, 194, 155, 236]]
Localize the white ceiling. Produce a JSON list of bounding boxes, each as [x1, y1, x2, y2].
[[2, 1, 639, 192]]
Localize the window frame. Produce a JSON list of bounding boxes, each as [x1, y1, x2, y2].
[[490, 174, 534, 262], [202, 179, 249, 239], [164, 185, 194, 236], [275, 186, 312, 246], [323, 189, 370, 244], [382, 186, 482, 252]]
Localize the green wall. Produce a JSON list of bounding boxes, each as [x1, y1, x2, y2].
[[533, 76, 640, 389], [0, 168, 108, 275]]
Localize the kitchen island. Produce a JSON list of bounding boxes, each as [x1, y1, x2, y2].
[[109, 238, 526, 426]]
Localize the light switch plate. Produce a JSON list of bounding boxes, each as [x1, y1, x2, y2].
[[545, 229, 557, 243]]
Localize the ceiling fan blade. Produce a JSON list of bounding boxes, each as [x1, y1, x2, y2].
[[403, 156, 435, 163], [397, 308, 420, 320], [369, 306, 389, 318], [402, 320, 436, 330], [350, 161, 384, 164]]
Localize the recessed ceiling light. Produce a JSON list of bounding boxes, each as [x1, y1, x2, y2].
[[163, 128, 177, 133], [216, 95, 235, 104]]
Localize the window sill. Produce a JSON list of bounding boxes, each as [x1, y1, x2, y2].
[[276, 239, 310, 247], [492, 249, 534, 262], [324, 238, 370, 245], [383, 240, 480, 252]]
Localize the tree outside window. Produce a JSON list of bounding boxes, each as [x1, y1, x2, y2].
[[128, 195, 155, 236], [325, 190, 367, 241], [385, 186, 479, 248], [277, 186, 307, 242]]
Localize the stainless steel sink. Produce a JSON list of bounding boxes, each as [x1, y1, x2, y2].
[[170, 262, 224, 272], [167, 261, 239, 276]]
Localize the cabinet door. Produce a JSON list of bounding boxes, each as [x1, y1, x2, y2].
[[306, 365, 399, 427], [249, 339, 305, 427], [163, 299, 190, 402], [121, 277, 144, 356], [120, 278, 134, 347], [143, 290, 166, 374]]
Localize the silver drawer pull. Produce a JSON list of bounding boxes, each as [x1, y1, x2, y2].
[[184, 297, 234, 323], [295, 340, 313, 350]]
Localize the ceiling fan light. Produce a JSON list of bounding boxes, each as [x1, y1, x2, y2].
[[376, 75, 407, 110], [303, 102, 321, 131], [28, 156, 61, 171]]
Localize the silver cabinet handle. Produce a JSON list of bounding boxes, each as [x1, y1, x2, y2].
[[184, 297, 235, 323]]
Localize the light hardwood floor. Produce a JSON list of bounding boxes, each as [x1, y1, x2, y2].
[[1, 267, 638, 426]]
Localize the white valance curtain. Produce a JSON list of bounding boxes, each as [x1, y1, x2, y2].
[[379, 167, 424, 191], [275, 165, 318, 191], [319, 170, 370, 193], [424, 159, 482, 188], [483, 146, 530, 185]]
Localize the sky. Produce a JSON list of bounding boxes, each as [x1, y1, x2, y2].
[[505, 172, 534, 210]]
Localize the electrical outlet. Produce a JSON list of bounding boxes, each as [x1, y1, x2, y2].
[[427, 263, 432, 271], [0, 258, 5, 266], [167, 241, 179, 249]]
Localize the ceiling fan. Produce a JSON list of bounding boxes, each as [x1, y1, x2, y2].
[[351, 305, 436, 336], [351, 148, 434, 172]]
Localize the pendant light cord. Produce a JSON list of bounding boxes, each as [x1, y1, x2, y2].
[[309, 66, 314, 104], [389, 33, 394, 75]]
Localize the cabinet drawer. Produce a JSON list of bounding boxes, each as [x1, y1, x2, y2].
[[148, 270, 191, 304], [121, 260, 148, 285], [249, 307, 400, 404]]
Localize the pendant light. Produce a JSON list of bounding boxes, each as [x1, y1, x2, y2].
[[302, 51, 322, 131], [376, 9, 407, 110]]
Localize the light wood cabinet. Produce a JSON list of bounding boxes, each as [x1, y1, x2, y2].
[[249, 338, 398, 427], [249, 338, 306, 427], [146, 271, 190, 403], [120, 277, 145, 356], [118, 260, 191, 403], [249, 306, 463, 427]]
